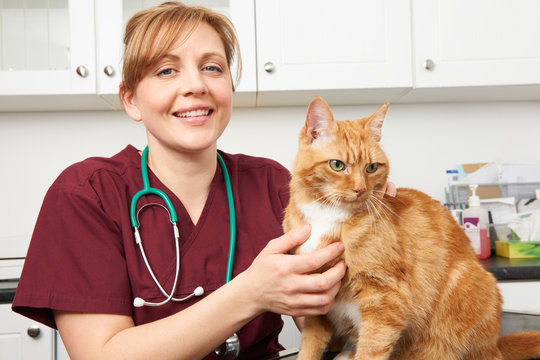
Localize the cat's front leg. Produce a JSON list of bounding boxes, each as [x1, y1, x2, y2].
[[353, 303, 405, 360], [297, 315, 334, 360]]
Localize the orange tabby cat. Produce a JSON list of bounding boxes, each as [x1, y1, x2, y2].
[[283, 96, 540, 360]]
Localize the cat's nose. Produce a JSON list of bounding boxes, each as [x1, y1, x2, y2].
[[354, 189, 366, 197]]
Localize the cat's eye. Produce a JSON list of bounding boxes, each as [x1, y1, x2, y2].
[[329, 160, 346, 172], [366, 163, 379, 173]]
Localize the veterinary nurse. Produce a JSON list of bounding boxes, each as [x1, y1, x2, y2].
[[12, 2, 351, 359]]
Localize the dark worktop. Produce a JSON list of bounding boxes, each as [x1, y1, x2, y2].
[[480, 255, 540, 281], [1, 256, 539, 304]]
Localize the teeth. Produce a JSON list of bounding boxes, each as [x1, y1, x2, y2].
[[174, 109, 209, 117]]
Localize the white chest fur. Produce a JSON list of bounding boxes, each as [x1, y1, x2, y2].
[[297, 201, 350, 254], [328, 301, 362, 334]]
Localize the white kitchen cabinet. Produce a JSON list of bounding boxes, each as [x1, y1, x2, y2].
[[404, 0, 540, 102], [0, 0, 256, 112], [0, 0, 108, 111], [0, 304, 54, 360], [254, 0, 412, 106]]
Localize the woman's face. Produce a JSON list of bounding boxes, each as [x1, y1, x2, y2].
[[124, 22, 233, 155]]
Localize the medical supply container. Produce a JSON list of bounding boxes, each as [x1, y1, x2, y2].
[[462, 184, 491, 259]]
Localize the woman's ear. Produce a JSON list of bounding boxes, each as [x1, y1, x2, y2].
[[120, 83, 142, 122]]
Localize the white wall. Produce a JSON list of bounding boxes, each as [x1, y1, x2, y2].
[[1, 101, 540, 258]]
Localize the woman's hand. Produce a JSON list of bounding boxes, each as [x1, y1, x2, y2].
[[243, 225, 346, 317]]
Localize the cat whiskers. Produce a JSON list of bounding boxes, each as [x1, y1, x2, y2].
[[362, 193, 396, 233], [368, 191, 399, 224], [316, 192, 341, 211], [364, 198, 379, 232]]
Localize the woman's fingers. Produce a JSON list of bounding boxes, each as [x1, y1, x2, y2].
[[291, 242, 345, 274], [264, 225, 311, 254], [246, 226, 347, 316], [283, 271, 343, 316], [291, 260, 346, 293]]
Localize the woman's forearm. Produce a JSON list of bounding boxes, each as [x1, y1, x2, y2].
[[56, 271, 260, 360]]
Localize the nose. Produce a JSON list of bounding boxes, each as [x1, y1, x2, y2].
[[180, 69, 208, 96], [353, 188, 366, 197]]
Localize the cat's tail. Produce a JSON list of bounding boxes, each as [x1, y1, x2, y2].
[[498, 331, 540, 360]]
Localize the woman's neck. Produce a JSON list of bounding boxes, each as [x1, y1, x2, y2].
[[146, 145, 218, 225]]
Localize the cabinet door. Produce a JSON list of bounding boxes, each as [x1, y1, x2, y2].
[[413, 0, 540, 88], [0, 304, 54, 360], [95, 0, 124, 99], [229, 0, 257, 106], [0, 0, 95, 95], [255, 0, 412, 104]]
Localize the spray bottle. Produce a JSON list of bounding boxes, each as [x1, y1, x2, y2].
[[462, 184, 490, 259]]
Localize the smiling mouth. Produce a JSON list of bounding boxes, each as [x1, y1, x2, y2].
[[173, 109, 212, 118]]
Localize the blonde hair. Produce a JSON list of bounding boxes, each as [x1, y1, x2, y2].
[[120, 1, 241, 97]]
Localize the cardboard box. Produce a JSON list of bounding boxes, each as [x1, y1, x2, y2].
[[495, 240, 540, 258]]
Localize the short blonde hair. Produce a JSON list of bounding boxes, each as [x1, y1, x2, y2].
[[120, 1, 241, 97]]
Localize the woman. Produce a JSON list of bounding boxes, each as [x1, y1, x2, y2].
[[13, 2, 394, 359]]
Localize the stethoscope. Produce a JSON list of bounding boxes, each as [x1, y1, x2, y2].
[[129, 146, 240, 359]]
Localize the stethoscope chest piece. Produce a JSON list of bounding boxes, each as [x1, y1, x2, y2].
[[214, 333, 240, 359]]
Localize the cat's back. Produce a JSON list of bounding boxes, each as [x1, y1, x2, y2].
[[386, 187, 453, 226], [384, 187, 472, 254]]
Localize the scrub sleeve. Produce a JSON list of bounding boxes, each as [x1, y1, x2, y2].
[[12, 145, 291, 359]]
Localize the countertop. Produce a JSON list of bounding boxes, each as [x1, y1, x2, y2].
[[2, 256, 540, 304], [479, 255, 540, 281]]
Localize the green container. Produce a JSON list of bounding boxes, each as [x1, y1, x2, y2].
[[496, 240, 540, 258]]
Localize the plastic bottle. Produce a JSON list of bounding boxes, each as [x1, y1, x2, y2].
[[462, 184, 491, 259]]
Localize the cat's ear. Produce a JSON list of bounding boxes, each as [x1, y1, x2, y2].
[[365, 101, 389, 142], [305, 96, 337, 144]]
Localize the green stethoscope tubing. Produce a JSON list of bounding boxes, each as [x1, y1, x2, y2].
[[217, 151, 237, 283], [129, 146, 236, 284]]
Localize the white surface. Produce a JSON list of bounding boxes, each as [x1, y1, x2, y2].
[[499, 281, 540, 313]]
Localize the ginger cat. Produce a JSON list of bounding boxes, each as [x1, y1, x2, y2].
[[283, 96, 540, 360]]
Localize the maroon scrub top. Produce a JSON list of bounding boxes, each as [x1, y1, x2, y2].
[[13, 145, 291, 359]]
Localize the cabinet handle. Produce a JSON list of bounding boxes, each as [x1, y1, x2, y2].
[[104, 65, 115, 77], [263, 62, 275, 73], [27, 325, 41, 338], [423, 59, 435, 71], [76, 65, 89, 78]]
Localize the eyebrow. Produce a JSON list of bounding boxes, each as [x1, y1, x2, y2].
[[156, 51, 227, 64]]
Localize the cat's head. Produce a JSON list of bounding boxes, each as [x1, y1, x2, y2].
[[291, 96, 390, 212]]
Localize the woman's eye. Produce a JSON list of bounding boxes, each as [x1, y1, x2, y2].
[[157, 68, 174, 76], [329, 160, 346, 172], [366, 163, 379, 173], [203, 65, 223, 73]]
